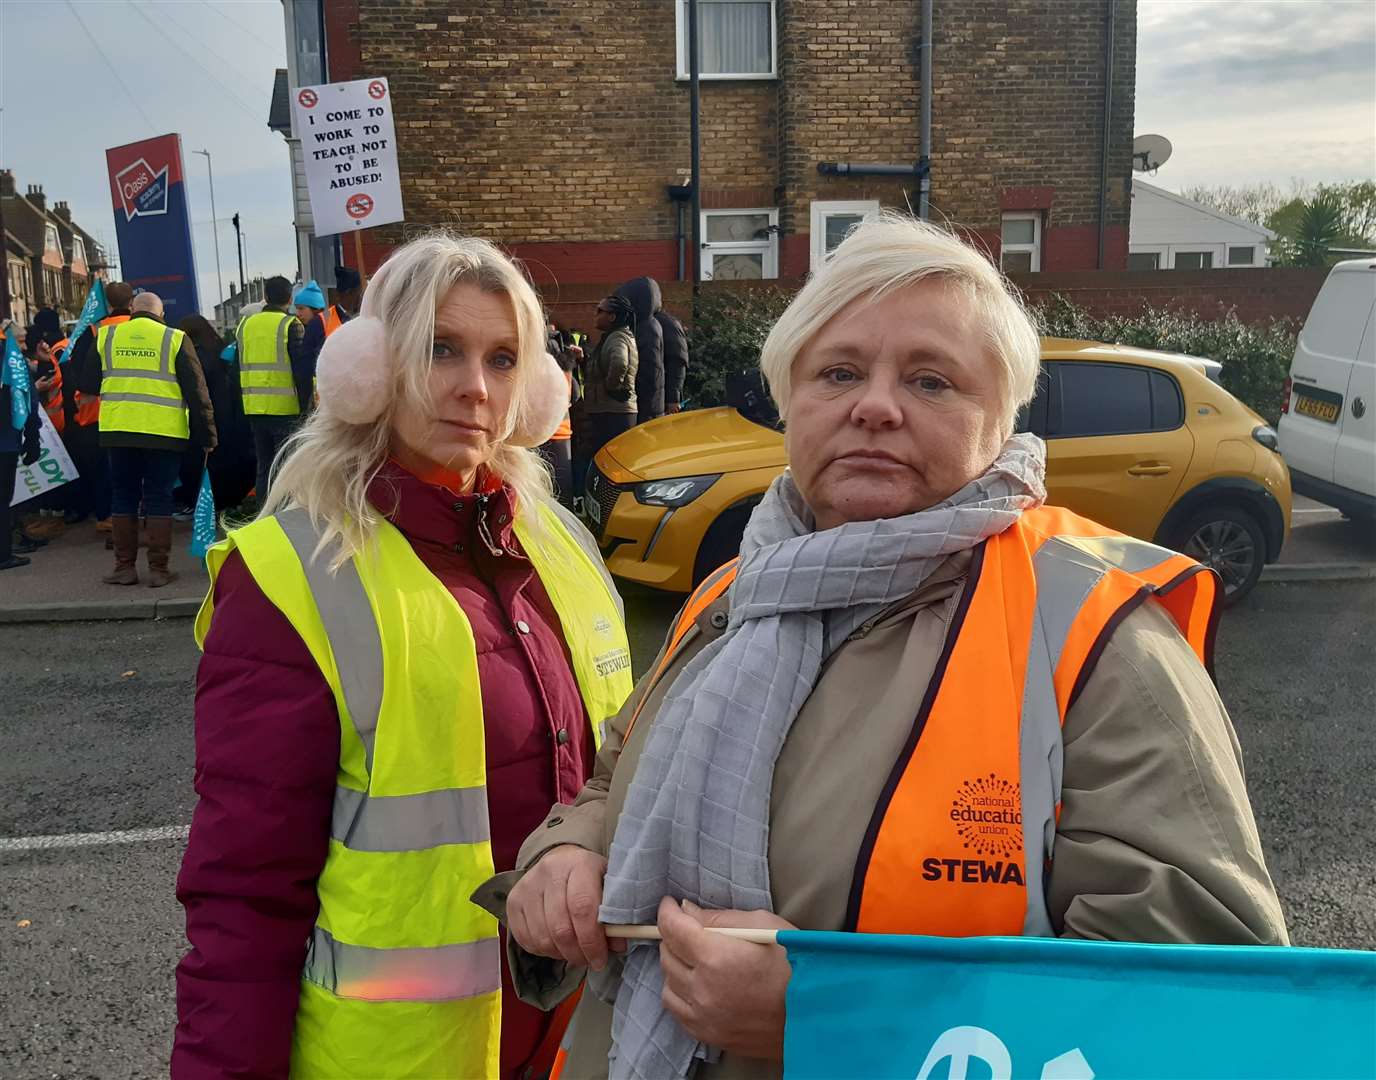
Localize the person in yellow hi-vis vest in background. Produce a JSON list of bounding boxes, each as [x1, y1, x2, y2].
[[78, 291, 217, 587], [236, 275, 309, 504], [173, 233, 634, 1080]]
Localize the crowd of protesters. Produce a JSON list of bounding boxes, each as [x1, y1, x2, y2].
[[0, 267, 364, 576], [3, 264, 684, 571], [543, 275, 689, 507]]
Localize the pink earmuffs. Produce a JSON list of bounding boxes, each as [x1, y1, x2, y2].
[[315, 316, 568, 447]]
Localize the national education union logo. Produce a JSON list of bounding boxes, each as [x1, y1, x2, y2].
[[950, 773, 1022, 859]]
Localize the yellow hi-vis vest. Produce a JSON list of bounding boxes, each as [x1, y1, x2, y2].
[[96, 319, 190, 440], [195, 501, 634, 1079], [237, 310, 299, 417]]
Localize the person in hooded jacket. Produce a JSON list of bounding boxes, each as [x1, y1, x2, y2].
[[657, 308, 689, 413], [613, 276, 664, 424]]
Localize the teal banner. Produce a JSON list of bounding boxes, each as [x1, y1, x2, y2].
[[780, 931, 1376, 1079], [62, 279, 109, 366]]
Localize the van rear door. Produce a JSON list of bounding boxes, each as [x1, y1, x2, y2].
[[1279, 265, 1373, 482], [1334, 301, 1376, 498]]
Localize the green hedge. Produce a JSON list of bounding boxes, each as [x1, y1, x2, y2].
[[683, 287, 795, 410], [1034, 296, 1299, 426], [684, 286, 1299, 426]]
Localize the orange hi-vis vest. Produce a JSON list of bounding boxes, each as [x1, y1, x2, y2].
[[320, 305, 344, 337], [628, 505, 1220, 940], [73, 314, 131, 427]]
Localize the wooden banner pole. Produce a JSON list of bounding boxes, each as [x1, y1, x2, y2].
[[353, 228, 370, 289]]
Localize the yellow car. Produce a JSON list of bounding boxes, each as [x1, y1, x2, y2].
[[585, 339, 1291, 603]]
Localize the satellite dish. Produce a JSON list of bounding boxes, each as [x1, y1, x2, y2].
[[1132, 134, 1172, 174]]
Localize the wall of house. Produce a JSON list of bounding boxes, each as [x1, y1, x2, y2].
[[1128, 183, 1272, 268], [325, 0, 1137, 283]]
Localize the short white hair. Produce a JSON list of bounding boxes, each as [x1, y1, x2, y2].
[[759, 212, 1041, 433]]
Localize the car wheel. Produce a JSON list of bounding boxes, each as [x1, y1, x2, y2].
[[1170, 504, 1267, 606], [692, 501, 758, 587]]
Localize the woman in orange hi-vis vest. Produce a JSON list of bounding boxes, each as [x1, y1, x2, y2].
[[486, 215, 1290, 1080]]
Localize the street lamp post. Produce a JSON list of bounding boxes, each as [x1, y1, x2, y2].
[[193, 150, 225, 316]]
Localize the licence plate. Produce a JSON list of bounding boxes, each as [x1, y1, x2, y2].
[[1295, 393, 1341, 423]]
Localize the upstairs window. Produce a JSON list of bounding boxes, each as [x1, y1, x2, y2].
[[677, 0, 777, 79]]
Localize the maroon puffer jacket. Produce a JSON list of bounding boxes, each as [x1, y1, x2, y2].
[[173, 462, 597, 1079]]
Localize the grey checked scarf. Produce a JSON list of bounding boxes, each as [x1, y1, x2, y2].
[[597, 434, 1047, 1079]]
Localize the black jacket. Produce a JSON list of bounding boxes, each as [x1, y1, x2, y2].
[[656, 310, 689, 408], [614, 276, 664, 420]]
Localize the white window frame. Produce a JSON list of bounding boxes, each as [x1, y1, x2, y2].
[[72, 237, 86, 265], [675, 0, 778, 81], [810, 200, 880, 272], [1170, 249, 1216, 271], [699, 207, 779, 280], [44, 223, 61, 254], [1127, 248, 1165, 271], [999, 212, 1042, 273], [1227, 244, 1258, 267]]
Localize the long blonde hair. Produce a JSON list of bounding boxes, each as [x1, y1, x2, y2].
[[260, 231, 555, 568]]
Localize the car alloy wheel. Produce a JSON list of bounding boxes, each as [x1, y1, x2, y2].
[[1183, 518, 1258, 597]]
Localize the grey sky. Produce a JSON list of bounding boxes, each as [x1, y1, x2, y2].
[[2, 0, 1373, 318], [0, 0, 295, 311], [1136, 0, 1376, 191]]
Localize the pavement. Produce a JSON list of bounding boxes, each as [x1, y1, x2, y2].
[[1, 582, 1372, 1077], [2, 496, 1374, 623], [0, 516, 211, 623]]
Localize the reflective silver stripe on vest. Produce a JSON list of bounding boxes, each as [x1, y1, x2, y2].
[[104, 368, 178, 383], [276, 509, 383, 774], [1017, 535, 1182, 935], [241, 386, 297, 397], [100, 391, 184, 408], [303, 926, 501, 1003], [332, 784, 490, 852]]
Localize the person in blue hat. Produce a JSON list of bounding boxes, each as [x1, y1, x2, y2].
[[293, 280, 327, 327]]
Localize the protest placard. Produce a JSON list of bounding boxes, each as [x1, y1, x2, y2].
[[11, 409, 79, 508], [292, 77, 404, 238]]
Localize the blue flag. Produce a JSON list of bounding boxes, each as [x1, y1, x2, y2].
[[188, 468, 218, 559], [780, 931, 1376, 1079], [2, 324, 31, 431], [62, 279, 109, 365]]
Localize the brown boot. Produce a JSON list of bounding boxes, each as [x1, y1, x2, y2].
[[102, 515, 140, 585], [145, 516, 179, 588]]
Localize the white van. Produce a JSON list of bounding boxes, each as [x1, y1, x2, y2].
[[1277, 259, 1376, 519]]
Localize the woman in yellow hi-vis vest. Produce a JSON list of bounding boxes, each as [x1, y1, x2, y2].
[[173, 234, 635, 1079]]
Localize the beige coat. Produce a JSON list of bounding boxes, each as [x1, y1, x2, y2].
[[477, 549, 1288, 1080]]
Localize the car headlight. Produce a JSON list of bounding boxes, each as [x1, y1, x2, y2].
[[633, 475, 720, 507], [1251, 425, 1279, 451]]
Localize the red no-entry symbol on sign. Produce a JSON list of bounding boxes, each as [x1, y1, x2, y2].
[[298, 88, 318, 108], [346, 193, 374, 220], [368, 81, 387, 100]]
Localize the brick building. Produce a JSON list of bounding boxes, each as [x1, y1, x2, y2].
[[1, 170, 108, 323], [284, 0, 1136, 288]]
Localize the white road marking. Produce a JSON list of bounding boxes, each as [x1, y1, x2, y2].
[[0, 825, 190, 853]]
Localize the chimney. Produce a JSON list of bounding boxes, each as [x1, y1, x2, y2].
[[0, 170, 15, 198], [26, 184, 46, 212], [53, 200, 72, 223]]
